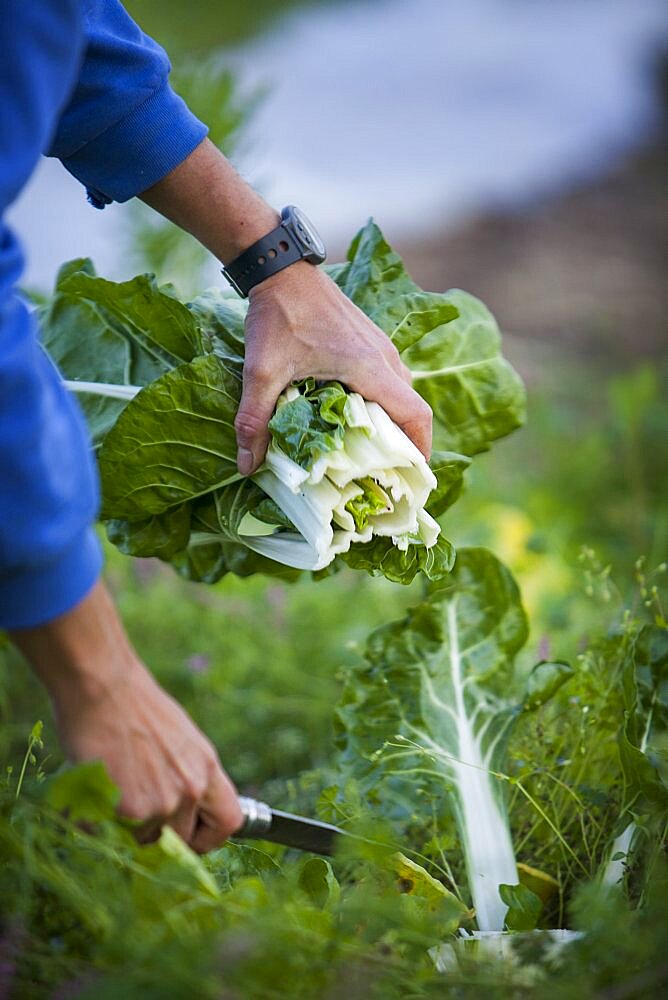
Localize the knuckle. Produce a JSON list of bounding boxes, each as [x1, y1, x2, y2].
[[161, 794, 181, 818], [244, 361, 273, 387], [420, 398, 433, 420], [411, 394, 432, 420], [119, 800, 145, 822], [234, 411, 266, 437], [357, 347, 381, 370], [220, 808, 244, 841], [182, 778, 205, 805], [220, 821, 239, 842]]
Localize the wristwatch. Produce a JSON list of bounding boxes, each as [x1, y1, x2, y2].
[[221, 205, 327, 298]]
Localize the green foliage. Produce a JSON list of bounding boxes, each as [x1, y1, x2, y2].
[[42, 221, 524, 586], [499, 883, 542, 931], [1, 398, 666, 994], [334, 547, 574, 931], [1, 745, 667, 998], [331, 223, 526, 456]]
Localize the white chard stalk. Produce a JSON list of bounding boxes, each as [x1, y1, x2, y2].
[[243, 392, 440, 571]]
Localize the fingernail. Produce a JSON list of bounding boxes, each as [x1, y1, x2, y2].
[[237, 447, 255, 475]]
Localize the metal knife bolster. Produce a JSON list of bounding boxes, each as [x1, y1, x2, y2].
[[235, 796, 342, 856], [236, 796, 273, 837]]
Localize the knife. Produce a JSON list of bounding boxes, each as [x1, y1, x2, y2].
[[235, 796, 345, 856]]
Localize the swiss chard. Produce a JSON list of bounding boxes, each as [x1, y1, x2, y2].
[[335, 547, 573, 930], [44, 221, 525, 585]]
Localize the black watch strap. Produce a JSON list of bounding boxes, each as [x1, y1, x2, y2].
[[222, 223, 303, 297]]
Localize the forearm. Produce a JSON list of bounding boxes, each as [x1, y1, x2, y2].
[[139, 138, 279, 264], [9, 580, 135, 712]]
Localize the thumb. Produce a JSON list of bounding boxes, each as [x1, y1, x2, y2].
[[190, 767, 244, 854], [234, 363, 285, 475]]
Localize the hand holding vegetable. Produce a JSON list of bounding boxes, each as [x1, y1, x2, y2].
[[237, 260, 431, 474], [10, 581, 243, 852], [139, 139, 432, 475]]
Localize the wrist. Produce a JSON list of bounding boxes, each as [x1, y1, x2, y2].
[[247, 258, 319, 300], [222, 204, 282, 263], [224, 205, 326, 298]]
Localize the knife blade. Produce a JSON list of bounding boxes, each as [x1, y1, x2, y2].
[[235, 796, 345, 856]]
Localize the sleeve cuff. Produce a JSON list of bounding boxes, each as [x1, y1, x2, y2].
[[60, 81, 208, 206], [0, 528, 103, 630]]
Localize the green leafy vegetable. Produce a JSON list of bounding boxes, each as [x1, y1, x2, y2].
[[336, 547, 572, 930], [43, 220, 525, 585], [499, 882, 543, 931]]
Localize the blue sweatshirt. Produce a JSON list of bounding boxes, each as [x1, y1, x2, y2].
[[0, 0, 208, 628]]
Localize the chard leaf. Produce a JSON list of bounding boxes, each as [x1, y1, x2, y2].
[[171, 532, 299, 586], [58, 266, 202, 370], [187, 289, 246, 368], [333, 221, 458, 342], [426, 451, 472, 518], [389, 298, 460, 354], [404, 289, 526, 455], [336, 548, 531, 930], [339, 533, 455, 585], [268, 387, 346, 468], [335, 219, 417, 317], [171, 539, 228, 584], [333, 220, 526, 456], [344, 477, 391, 531], [41, 258, 205, 444], [105, 505, 191, 560], [297, 858, 341, 909], [98, 354, 242, 518], [499, 883, 542, 931], [179, 482, 301, 584], [41, 295, 133, 445], [248, 495, 297, 531]]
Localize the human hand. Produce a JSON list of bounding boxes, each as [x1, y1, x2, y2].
[[11, 581, 242, 852], [234, 261, 432, 475], [55, 655, 242, 851]]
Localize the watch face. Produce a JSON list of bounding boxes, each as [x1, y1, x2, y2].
[[286, 206, 326, 260]]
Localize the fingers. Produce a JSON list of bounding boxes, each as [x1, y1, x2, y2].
[[235, 362, 287, 475], [167, 802, 199, 844], [124, 768, 241, 854], [348, 365, 433, 459], [189, 764, 244, 854]]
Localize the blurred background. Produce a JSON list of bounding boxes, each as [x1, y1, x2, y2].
[[3, 0, 667, 797]]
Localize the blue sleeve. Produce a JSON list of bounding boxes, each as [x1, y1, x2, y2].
[[0, 0, 102, 628], [47, 0, 208, 207], [1, 0, 207, 627]]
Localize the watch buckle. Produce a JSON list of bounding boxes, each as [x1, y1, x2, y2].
[[220, 266, 247, 299]]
